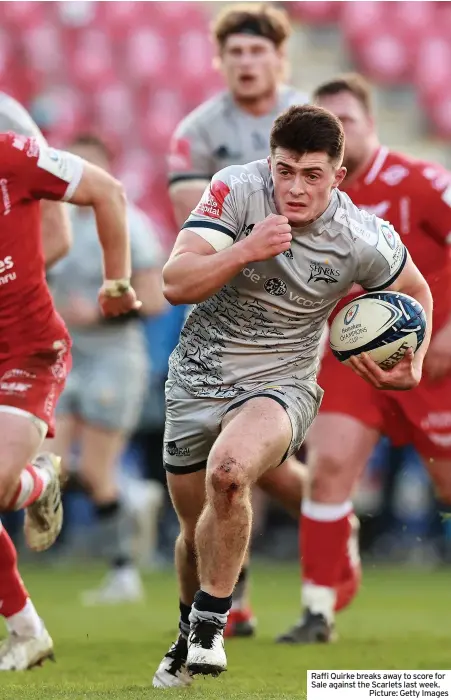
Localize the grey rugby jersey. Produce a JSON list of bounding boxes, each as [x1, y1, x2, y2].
[[0, 93, 47, 144], [168, 86, 308, 185], [169, 159, 407, 398]]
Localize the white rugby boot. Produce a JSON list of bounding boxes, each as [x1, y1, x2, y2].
[[24, 453, 63, 552], [0, 627, 54, 670], [153, 634, 193, 688], [187, 616, 227, 677]]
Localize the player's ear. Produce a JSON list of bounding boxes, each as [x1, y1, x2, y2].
[[333, 166, 347, 188], [212, 53, 223, 74]]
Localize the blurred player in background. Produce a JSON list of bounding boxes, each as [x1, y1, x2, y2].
[[0, 93, 72, 268], [154, 105, 432, 686], [47, 134, 165, 605], [278, 73, 451, 644], [0, 130, 139, 669], [167, 0, 309, 639], [0, 94, 72, 671]]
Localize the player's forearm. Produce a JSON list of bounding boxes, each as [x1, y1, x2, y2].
[[163, 243, 249, 305], [403, 280, 433, 364], [92, 184, 132, 281]]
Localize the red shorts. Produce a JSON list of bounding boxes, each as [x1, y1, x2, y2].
[[318, 350, 451, 460], [0, 343, 71, 439]]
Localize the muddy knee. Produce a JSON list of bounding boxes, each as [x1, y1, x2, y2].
[[208, 457, 249, 498]]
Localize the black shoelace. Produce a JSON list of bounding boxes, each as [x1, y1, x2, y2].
[[167, 635, 188, 675], [190, 619, 224, 651]]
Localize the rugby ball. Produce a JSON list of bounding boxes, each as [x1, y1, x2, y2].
[[329, 292, 426, 370]]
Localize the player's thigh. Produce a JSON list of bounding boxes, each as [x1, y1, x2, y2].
[[0, 410, 45, 503], [79, 349, 148, 435], [163, 376, 219, 477], [167, 470, 207, 540], [208, 397, 293, 490], [306, 413, 380, 502], [257, 455, 306, 518]]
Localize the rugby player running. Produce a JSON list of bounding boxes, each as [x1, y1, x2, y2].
[[153, 104, 432, 686]]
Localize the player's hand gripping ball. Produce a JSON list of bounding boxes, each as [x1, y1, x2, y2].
[[330, 291, 426, 390]]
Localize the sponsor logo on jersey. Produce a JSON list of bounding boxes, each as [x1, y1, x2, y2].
[[230, 172, 264, 188], [165, 441, 190, 457], [194, 180, 230, 219], [213, 145, 242, 161], [283, 249, 293, 259], [381, 224, 396, 249], [333, 207, 378, 245], [308, 262, 340, 284], [357, 201, 390, 219], [379, 165, 409, 186], [0, 256, 15, 286], [168, 137, 192, 172], [241, 224, 255, 237], [242, 267, 324, 307], [344, 304, 359, 326], [264, 278, 287, 296], [12, 135, 26, 151]]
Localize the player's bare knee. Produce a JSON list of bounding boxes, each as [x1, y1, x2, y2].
[[308, 452, 352, 502], [208, 457, 249, 502]]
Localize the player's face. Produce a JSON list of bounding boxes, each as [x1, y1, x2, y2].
[[218, 35, 283, 101], [270, 148, 347, 226], [315, 92, 374, 175]]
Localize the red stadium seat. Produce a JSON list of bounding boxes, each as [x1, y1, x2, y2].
[[353, 31, 411, 84], [2, 1, 47, 29], [22, 24, 65, 78], [69, 30, 115, 89], [288, 2, 340, 23], [414, 34, 451, 102], [93, 82, 135, 139], [125, 27, 170, 84], [427, 91, 451, 140]]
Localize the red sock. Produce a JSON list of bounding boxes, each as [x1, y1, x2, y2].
[[335, 514, 362, 612], [6, 464, 44, 511], [0, 525, 28, 617], [301, 500, 352, 589]]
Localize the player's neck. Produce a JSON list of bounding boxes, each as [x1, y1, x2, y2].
[[232, 90, 278, 117], [342, 142, 381, 189]]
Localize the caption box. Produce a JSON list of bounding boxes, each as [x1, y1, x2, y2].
[[307, 670, 450, 699]]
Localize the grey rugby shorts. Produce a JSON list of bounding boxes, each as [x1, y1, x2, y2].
[[163, 375, 324, 474]]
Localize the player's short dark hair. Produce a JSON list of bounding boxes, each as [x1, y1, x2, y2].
[[313, 73, 373, 114], [270, 105, 344, 164], [212, 3, 291, 49], [69, 133, 112, 161]]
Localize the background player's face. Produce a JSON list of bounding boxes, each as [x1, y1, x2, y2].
[[218, 35, 283, 102], [69, 143, 110, 172], [315, 91, 375, 177], [270, 148, 346, 226]]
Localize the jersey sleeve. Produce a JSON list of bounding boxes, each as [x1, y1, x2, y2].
[[128, 205, 164, 270], [417, 165, 451, 243], [355, 219, 407, 291], [180, 169, 243, 252], [0, 133, 84, 202], [167, 115, 214, 186]]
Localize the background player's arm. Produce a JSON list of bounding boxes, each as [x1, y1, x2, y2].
[[128, 206, 166, 316], [167, 121, 213, 228], [68, 161, 131, 282]]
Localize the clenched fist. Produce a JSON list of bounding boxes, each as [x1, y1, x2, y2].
[[240, 214, 292, 263], [98, 282, 142, 318]]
